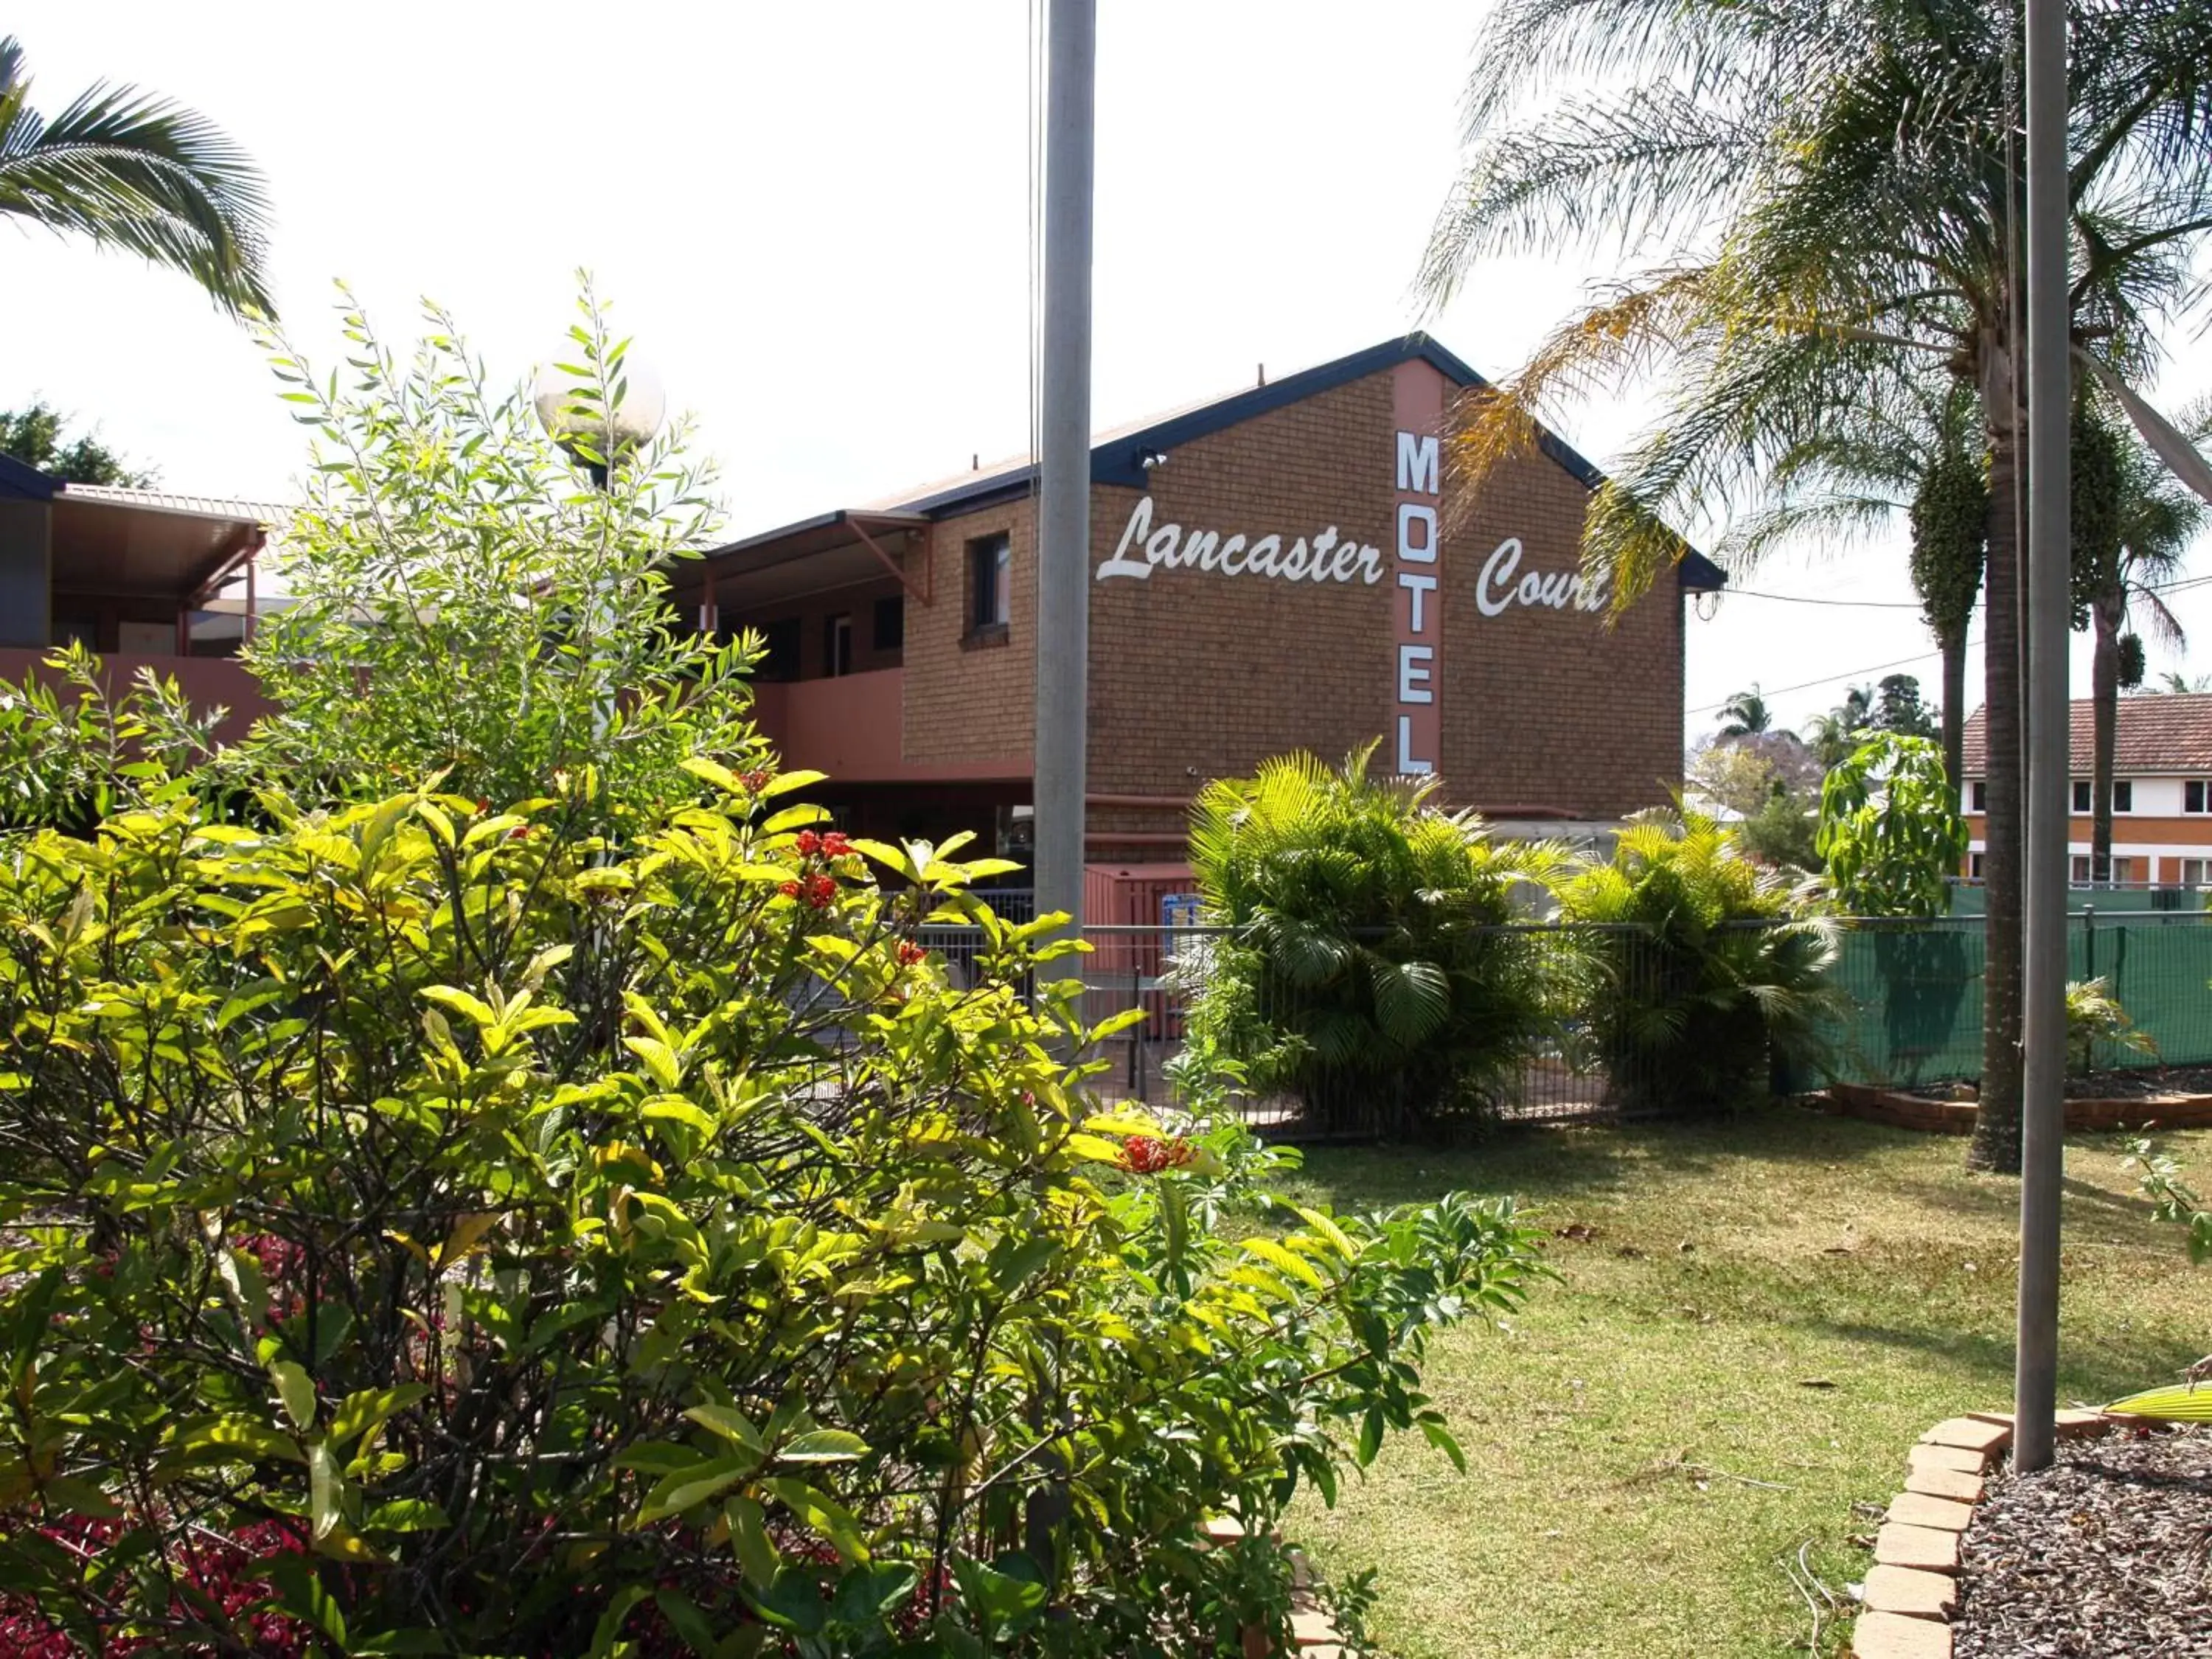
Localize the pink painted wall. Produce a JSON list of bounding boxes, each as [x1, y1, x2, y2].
[[0, 649, 268, 745], [749, 669, 1025, 785]]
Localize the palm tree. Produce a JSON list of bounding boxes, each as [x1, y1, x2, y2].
[[2073, 400, 2204, 880], [1421, 0, 2212, 1173], [1716, 685, 1775, 737], [1722, 378, 1987, 789], [0, 36, 271, 317]]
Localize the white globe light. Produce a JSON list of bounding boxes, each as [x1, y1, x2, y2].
[[532, 351, 667, 455]]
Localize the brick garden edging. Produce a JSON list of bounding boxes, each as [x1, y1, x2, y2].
[[1846, 1409, 2124, 1658], [1200, 1515, 1350, 1657], [1823, 1081, 2212, 1135]]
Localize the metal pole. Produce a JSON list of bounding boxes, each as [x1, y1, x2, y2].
[[2015, 0, 2069, 1476], [1033, 0, 1096, 937]]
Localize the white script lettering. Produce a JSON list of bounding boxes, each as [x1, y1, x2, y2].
[[1096, 496, 1383, 587], [1475, 537, 1608, 618]]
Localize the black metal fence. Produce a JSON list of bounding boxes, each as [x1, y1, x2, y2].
[[917, 902, 2212, 1142], [918, 915, 1675, 1138]]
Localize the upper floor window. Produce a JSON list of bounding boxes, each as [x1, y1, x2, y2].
[[2073, 779, 2134, 813], [759, 618, 801, 683], [824, 613, 852, 678], [1969, 780, 1987, 812], [966, 532, 1012, 642], [2189, 780, 2211, 814], [873, 594, 905, 653]]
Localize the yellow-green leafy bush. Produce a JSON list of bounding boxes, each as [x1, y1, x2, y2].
[[0, 771, 1540, 1656]]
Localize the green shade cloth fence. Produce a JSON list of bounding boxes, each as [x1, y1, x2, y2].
[[1818, 913, 2212, 1088]]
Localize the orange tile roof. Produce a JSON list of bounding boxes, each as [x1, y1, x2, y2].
[[1961, 694, 2212, 776]]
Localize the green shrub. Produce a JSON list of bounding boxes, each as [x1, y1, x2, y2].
[[2064, 975, 2155, 1075], [1172, 745, 1563, 1132], [0, 771, 1543, 1655], [1553, 809, 1839, 1112], [1815, 734, 1966, 918]]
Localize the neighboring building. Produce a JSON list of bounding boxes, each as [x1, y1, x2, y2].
[[0, 452, 278, 739], [684, 334, 1723, 864], [1961, 695, 2212, 886]]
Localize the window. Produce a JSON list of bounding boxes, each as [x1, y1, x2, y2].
[[759, 618, 801, 682], [966, 533, 1012, 640], [873, 594, 905, 653], [1969, 852, 1986, 879], [1969, 780, 1988, 812], [2070, 779, 2132, 813], [2070, 855, 2092, 884], [824, 613, 852, 678], [2190, 780, 2209, 814], [2185, 858, 2212, 888], [2112, 857, 2140, 886]]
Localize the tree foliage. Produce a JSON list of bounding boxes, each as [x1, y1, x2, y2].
[[0, 773, 1544, 1655], [1420, 0, 2212, 1173], [0, 400, 151, 485], [241, 281, 759, 830], [1816, 733, 1967, 918]]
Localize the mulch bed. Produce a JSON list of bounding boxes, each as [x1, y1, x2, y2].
[[1904, 1062, 2212, 1103], [1952, 1425, 2212, 1657]]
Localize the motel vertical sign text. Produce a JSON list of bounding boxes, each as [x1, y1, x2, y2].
[[1391, 366, 1445, 774]]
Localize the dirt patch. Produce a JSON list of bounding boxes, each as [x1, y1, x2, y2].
[[1952, 1425, 2212, 1657]]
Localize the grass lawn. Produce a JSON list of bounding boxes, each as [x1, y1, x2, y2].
[[1268, 1109, 2209, 1659]]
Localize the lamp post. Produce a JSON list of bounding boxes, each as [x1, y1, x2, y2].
[[532, 355, 667, 489]]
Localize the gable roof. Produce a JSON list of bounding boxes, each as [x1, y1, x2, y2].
[[718, 333, 1727, 591], [1961, 695, 2212, 776]]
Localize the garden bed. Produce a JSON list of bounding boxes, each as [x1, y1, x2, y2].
[[1952, 1424, 2212, 1658], [1824, 1077, 2212, 1134]]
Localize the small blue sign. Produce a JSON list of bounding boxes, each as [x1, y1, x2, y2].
[[1161, 892, 1202, 932]]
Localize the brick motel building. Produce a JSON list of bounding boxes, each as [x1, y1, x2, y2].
[[678, 334, 1724, 905]]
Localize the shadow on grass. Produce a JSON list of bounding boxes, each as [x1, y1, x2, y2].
[[1796, 1315, 2201, 1408], [1274, 1107, 1929, 1214]]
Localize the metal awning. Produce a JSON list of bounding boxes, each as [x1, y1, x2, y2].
[[678, 507, 933, 613], [48, 484, 282, 604]]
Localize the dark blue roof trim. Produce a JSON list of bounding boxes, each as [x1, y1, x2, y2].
[[1678, 550, 1728, 591], [0, 453, 60, 501], [890, 331, 1719, 591], [898, 469, 1038, 518], [1085, 333, 1486, 488]]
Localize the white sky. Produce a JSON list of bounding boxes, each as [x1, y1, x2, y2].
[[10, 0, 2212, 739]]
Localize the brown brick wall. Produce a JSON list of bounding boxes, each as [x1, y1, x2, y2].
[[889, 364, 1686, 828], [903, 498, 1037, 765], [1084, 366, 1683, 820], [1438, 436, 1683, 818]]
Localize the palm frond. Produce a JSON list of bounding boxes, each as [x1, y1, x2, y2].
[[0, 36, 272, 316]]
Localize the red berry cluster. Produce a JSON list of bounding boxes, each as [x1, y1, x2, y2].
[[896, 939, 928, 967], [740, 769, 771, 793], [792, 830, 852, 859], [779, 873, 838, 910], [1119, 1134, 1194, 1175]]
